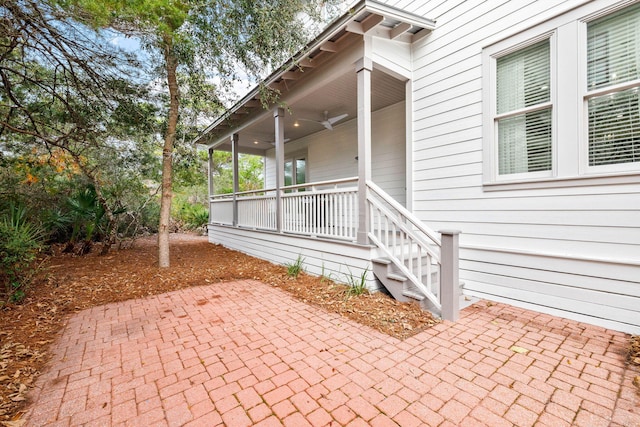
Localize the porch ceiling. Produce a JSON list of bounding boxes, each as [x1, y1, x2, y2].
[[211, 68, 405, 154], [195, 0, 435, 154]]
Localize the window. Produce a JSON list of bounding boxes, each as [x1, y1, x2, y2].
[[284, 156, 306, 191], [483, 0, 640, 186], [586, 4, 640, 167], [496, 40, 552, 175]]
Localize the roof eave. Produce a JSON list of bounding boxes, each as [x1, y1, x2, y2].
[[194, 0, 435, 147]]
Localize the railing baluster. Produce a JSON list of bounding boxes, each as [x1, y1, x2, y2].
[[306, 195, 310, 234], [320, 194, 324, 235], [417, 245, 422, 286], [285, 196, 289, 232], [408, 236, 413, 276], [312, 194, 316, 235], [336, 194, 341, 237], [339, 193, 344, 237], [392, 223, 397, 258], [426, 255, 432, 294]]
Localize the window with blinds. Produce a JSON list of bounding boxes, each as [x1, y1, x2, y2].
[[587, 3, 640, 167], [496, 40, 552, 175]]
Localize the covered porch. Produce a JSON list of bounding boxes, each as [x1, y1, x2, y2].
[[195, 0, 462, 321]]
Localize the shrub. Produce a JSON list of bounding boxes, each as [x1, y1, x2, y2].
[[172, 194, 209, 231], [179, 202, 209, 229], [0, 204, 45, 302]]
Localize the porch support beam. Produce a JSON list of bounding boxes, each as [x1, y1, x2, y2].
[[207, 147, 214, 224], [274, 107, 286, 233], [356, 53, 372, 245], [439, 230, 461, 322], [391, 22, 411, 39], [231, 133, 239, 227]]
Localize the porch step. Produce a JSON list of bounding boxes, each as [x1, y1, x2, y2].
[[402, 289, 425, 301], [371, 258, 410, 303], [387, 273, 407, 282], [372, 256, 467, 318]]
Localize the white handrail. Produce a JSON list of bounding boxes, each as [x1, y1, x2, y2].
[[367, 180, 441, 246], [367, 195, 439, 261], [211, 187, 277, 200], [211, 176, 358, 199], [283, 176, 358, 192]]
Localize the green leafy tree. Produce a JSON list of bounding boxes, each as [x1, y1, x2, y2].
[[59, 0, 336, 267], [209, 152, 264, 194], [0, 0, 161, 253]]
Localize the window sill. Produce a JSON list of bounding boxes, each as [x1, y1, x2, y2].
[[483, 170, 640, 191]]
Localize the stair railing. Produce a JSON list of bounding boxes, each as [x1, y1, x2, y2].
[[366, 181, 442, 310]]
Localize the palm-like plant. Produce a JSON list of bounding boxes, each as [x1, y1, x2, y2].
[[66, 186, 106, 253], [0, 203, 45, 302]]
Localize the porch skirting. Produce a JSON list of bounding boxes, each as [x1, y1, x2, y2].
[[208, 224, 383, 292]]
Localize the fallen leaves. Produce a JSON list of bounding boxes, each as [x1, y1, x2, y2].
[[509, 345, 530, 354], [0, 343, 43, 419], [629, 335, 640, 366]]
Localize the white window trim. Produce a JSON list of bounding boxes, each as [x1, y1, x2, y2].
[[482, 0, 640, 189], [483, 31, 557, 184], [284, 149, 308, 188], [579, 4, 640, 176]]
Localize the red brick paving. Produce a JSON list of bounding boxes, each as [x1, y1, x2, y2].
[[24, 280, 640, 426]]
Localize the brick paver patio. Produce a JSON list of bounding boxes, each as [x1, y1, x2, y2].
[[24, 279, 639, 426]]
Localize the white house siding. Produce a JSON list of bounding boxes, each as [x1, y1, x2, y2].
[[266, 101, 407, 206], [208, 226, 381, 291], [395, 0, 640, 333]]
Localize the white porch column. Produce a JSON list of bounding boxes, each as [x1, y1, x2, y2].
[[356, 56, 373, 245], [231, 133, 239, 227], [274, 107, 285, 233], [207, 147, 214, 224]]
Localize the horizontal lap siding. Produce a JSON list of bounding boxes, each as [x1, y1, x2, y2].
[[208, 225, 381, 291], [371, 103, 406, 206], [266, 102, 406, 205], [307, 120, 358, 182], [405, 0, 640, 333]]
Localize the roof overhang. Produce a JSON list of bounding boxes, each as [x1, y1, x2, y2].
[[194, 0, 435, 149]]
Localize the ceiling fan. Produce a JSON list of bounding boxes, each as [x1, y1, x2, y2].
[[265, 138, 291, 145], [299, 110, 348, 131]]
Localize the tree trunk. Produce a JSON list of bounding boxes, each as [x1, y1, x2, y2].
[[158, 39, 180, 268]]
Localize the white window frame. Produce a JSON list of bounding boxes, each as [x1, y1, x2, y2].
[[579, 3, 640, 175], [284, 155, 307, 186], [482, 0, 640, 189], [484, 32, 557, 183]]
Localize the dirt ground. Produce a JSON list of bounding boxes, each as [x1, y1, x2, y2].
[[0, 233, 439, 423]]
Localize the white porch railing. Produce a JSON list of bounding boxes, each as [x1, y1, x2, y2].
[[237, 190, 277, 230], [210, 197, 234, 225], [282, 178, 358, 240], [210, 177, 358, 241]]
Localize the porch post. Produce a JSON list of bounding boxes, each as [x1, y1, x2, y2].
[[274, 107, 285, 233], [356, 56, 372, 245], [439, 230, 461, 322], [207, 147, 214, 224], [231, 133, 239, 227]]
